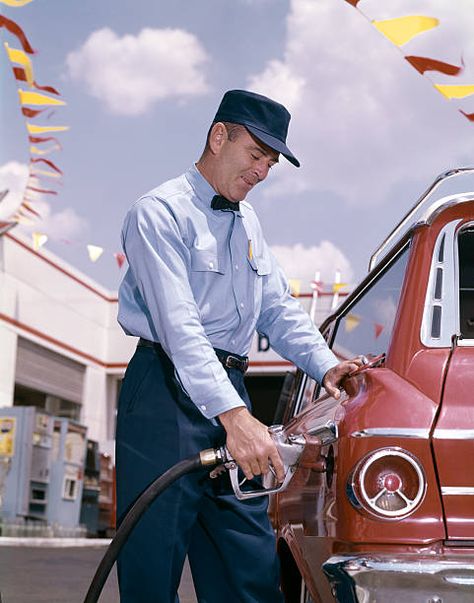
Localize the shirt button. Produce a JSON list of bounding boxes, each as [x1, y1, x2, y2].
[[231, 339, 236, 345], [208, 261, 214, 269], [235, 264, 239, 270], [200, 404, 207, 411], [240, 302, 244, 309]]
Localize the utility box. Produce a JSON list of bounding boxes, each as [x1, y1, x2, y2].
[[0, 406, 53, 521], [79, 439, 101, 536], [46, 418, 87, 528]]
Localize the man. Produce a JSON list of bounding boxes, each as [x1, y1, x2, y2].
[[116, 89, 360, 602]]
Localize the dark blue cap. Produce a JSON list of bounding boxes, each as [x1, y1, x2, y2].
[[213, 89, 300, 167]]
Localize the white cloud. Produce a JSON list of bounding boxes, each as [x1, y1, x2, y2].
[[271, 241, 354, 285], [248, 0, 474, 205], [66, 27, 211, 115], [0, 162, 29, 221]]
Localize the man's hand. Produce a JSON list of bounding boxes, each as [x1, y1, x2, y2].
[[218, 407, 285, 482], [322, 357, 365, 399]]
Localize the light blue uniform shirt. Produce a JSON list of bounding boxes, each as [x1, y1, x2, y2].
[[118, 165, 338, 419]]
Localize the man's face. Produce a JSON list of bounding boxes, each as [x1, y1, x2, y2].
[[214, 126, 279, 202]]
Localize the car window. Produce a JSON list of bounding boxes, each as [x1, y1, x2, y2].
[[295, 245, 410, 416], [331, 246, 410, 360], [459, 227, 474, 339]]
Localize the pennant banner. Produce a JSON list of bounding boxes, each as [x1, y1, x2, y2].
[[30, 144, 61, 156], [374, 323, 384, 339], [18, 89, 66, 107], [32, 232, 48, 251], [30, 157, 63, 174], [434, 84, 474, 100], [345, 313, 361, 333], [0, 0, 35, 5], [405, 56, 463, 76], [13, 67, 60, 95], [0, 16, 35, 53], [460, 110, 474, 122], [332, 282, 348, 293], [372, 15, 439, 47], [26, 123, 69, 134], [288, 279, 301, 297], [87, 245, 104, 262], [343, 2, 474, 124], [114, 253, 126, 269], [4, 43, 34, 84]]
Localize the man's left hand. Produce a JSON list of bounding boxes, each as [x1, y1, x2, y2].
[[322, 357, 365, 399]]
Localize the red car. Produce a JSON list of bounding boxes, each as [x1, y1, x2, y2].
[[271, 168, 474, 602]]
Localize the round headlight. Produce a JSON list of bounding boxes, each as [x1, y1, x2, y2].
[[348, 447, 426, 520]]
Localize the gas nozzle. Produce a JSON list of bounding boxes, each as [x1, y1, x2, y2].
[[221, 424, 306, 500]]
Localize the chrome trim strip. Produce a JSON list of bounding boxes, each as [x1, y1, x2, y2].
[[350, 428, 430, 439], [369, 166, 474, 271], [434, 429, 474, 440], [441, 487, 474, 496], [458, 338, 474, 347]]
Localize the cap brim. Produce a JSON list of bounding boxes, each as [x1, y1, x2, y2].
[[246, 125, 300, 168]]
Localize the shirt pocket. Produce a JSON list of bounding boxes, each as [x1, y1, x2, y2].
[[190, 249, 225, 275], [248, 253, 272, 276]]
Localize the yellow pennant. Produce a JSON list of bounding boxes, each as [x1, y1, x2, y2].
[[373, 15, 439, 47], [32, 232, 48, 251], [30, 168, 61, 179], [434, 84, 474, 99], [26, 123, 69, 134], [332, 282, 348, 293], [87, 244, 104, 262], [0, 0, 34, 5], [30, 145, 61, 156], [18, 89, 66, 107], [345, 313, 361, 333], [288, 279, 301, 297], [5, 44, 34, 86]]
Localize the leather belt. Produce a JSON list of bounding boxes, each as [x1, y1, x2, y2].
[[137, 338, 249, 374]]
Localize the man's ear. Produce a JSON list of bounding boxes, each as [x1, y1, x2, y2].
[[208, 122, 226, 155]]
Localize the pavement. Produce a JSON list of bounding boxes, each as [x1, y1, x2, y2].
[[0, 538, 197, 603]]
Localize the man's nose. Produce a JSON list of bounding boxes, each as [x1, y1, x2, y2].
[[255, 160, 270, 182]]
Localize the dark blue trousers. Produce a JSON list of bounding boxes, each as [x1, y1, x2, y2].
[[115, 344, 284, 603]]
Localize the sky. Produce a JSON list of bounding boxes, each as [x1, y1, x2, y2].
[[1, 0, 474, 293]]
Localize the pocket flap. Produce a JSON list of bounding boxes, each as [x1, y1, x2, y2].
[[191, 250, 224, 274], [248, 254, 272, 276]]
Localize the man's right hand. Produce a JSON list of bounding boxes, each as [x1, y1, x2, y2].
[[218, 407, 285, 482]]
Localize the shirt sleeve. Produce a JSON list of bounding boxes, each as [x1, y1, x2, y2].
[[256, 245, 339, 384], [122, 196, 246, 419]]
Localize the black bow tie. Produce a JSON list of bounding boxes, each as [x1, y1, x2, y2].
[[211, 195, 240, 211]]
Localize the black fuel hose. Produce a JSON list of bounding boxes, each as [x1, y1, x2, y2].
[[84, 450, 221, 603]]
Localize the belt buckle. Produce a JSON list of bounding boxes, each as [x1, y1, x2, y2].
[[225, 355, 248, 373]]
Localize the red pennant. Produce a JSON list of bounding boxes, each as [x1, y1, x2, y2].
[[21, 203, 42, 218], [460, 110, 474, 122], [343, 0, 360, 5], [12, 66, 61, 96], [30, 157, 63, 174], [0, 16, 35, 54], [114, 253, 126, 269], [29, 136, 62, 148], [405, 56, 463, 76], [26, 186, 58, 195], [374, 323, 384, 339], [22, 107, 46, 118]]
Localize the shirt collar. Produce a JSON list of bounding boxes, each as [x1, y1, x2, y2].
[[185, 164, 242, 216]]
